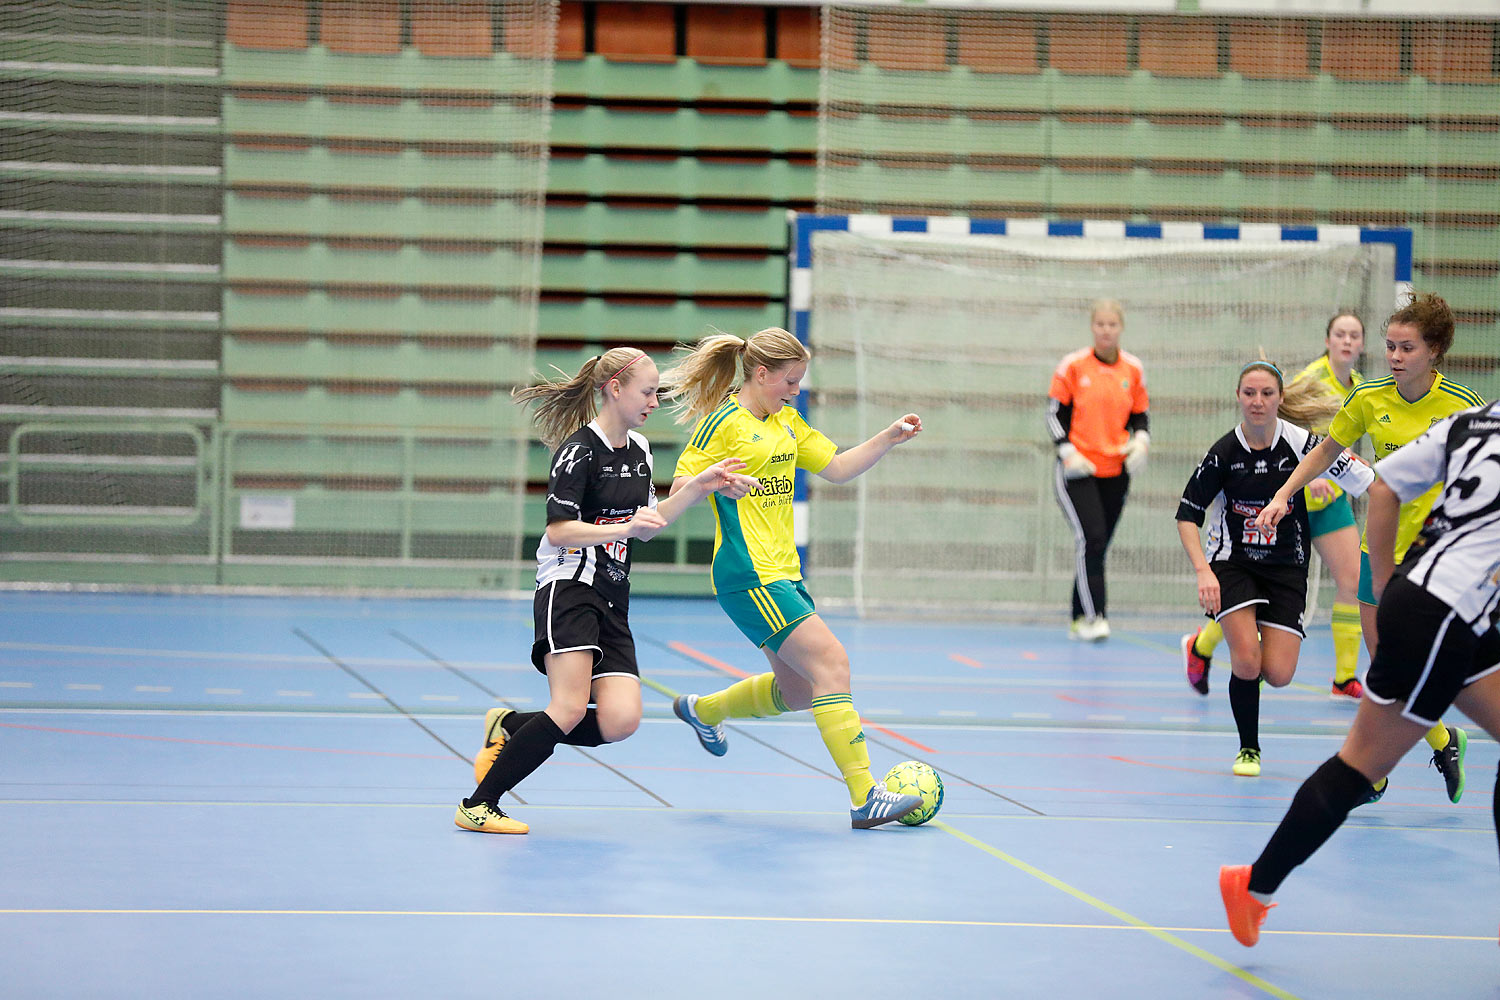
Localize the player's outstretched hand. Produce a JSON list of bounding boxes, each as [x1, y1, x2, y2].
[[1254, 497, 1289, 530], [890, 414, 922, 442], [625, 506, 669, 542], [694, 457, 759, 500]]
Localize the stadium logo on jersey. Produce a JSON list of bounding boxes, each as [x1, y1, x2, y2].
[[787, 426, 796, 439], [1278, 457, 1294, 471]]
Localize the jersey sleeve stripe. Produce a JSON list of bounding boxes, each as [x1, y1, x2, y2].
[[690, 402, 736, 450], [1342, 376, 1392, 406], [1439, 382, 1485, 407]]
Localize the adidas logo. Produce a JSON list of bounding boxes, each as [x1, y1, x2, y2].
[[1378, 414, 1392, 423], [750, 433, 762, 441], [850, 732, 866, 744]]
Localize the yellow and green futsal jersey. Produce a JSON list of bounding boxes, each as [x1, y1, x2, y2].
[[1294, 355, 1362, 511], [1328, 371, 1484, 560], [674, 399, 838, 595]]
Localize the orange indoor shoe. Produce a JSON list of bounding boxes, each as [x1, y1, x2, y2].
[[1219, 864, 1275, 947]]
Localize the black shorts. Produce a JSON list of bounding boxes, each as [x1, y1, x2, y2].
[[1364, 575, 1500, 726], [531, 580, 640, 680], [1211, 560, 1308, 638]]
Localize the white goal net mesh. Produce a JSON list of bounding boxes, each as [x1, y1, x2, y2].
[[804, 229, 1396, 618]]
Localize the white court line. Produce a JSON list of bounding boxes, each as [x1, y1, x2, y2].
[[133, 686, 171, 693], [0, 681, 34, 688], [939, 710, 978, 717], [1013, 712, 1052, 719], [348, 693, 383, 700], [1086, 714, 1127, 722], [276, 690, 314, 697], [419, 695, 459, 702], [204, 688, 242, 696], [65, 683, 101, 691]]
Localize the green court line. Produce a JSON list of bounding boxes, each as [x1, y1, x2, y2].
[[934, 819, 1305, 1000], [0, 908, 1488, 943]]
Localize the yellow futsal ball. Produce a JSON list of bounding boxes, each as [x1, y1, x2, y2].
[[883, 760, 944, 826]]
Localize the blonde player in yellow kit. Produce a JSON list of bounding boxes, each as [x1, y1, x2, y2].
[[1257, 293, 1481, 804], [1183, 312, 1367, 699], [659, 327, 926, 829]]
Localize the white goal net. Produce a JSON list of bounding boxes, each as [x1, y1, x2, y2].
[[799, 220, 1399, 619]]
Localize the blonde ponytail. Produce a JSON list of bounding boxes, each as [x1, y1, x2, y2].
[[513, 346, 648, 450], [1278, 375, 1341, 431], [659, 327, 811, 426]]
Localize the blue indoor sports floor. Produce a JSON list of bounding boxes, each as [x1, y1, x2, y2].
[[1, 591, 1494, 999]]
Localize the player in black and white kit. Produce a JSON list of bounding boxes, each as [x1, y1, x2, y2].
[[1220, 400, 1500, 947], [455, 346, 758, 835], [1176, 361, 1373, 777]]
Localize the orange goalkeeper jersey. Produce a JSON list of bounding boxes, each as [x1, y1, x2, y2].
[[1048, 348, 1150, 478]]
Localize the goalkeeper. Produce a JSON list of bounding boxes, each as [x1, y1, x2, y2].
[[1046, 299, 1151, 642]]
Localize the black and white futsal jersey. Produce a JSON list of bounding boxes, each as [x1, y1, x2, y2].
[[1375, 402, 1500, 633], [1178, 419, 1373, 566], [534, 420, 656, 608]]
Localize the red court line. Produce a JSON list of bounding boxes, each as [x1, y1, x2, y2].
[[667, 641, 937, 755], [667, 640, 751, 679], [949, 653, 984, 669], [0, 721, 450, 760]]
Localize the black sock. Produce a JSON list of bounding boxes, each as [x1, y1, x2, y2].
[[1249, 755, 1372, 895], [1493, 761, 1500, 868], [1227, 674, 1261, 751], [503, 711, 538, 735], [505, 709, 607, 747], [466, 712, 565, 806]]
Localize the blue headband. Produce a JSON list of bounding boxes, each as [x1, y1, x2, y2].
[[1241, 361, 1282, 378]]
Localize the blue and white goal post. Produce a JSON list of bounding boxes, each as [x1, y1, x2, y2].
[[784, 213, 1411, 616]]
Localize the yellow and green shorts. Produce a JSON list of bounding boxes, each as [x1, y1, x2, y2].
[[718, 580, 817, 651]]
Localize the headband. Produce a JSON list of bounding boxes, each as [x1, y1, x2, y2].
[[1241, 361, 1282, 378], [609, 352, 644, 383]]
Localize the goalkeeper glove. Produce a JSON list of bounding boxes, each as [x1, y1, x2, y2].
[[1120, 431, 1150, 475], [1057, 442, 1096, 480]]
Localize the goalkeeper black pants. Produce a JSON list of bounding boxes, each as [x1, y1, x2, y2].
[[1055, 469, 1130, 621]]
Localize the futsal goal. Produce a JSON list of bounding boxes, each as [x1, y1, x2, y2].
[[789, 215, 1410, 619]]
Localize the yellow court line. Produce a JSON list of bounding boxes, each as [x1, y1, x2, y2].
[[0, 909, 1488, 942], [934, 819, 1304, 1000]]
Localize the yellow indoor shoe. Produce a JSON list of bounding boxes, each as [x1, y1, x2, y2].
[[1232, 748, 1261, 777], [454, 800, 527, 835]]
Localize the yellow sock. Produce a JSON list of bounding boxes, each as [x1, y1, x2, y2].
[[693, 673, 788, 727], [811, 693, 875, 806], [1195, 619, 1224, 657], [1424, 722, 1450, 751], [1331, 602, 1362, 685]]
